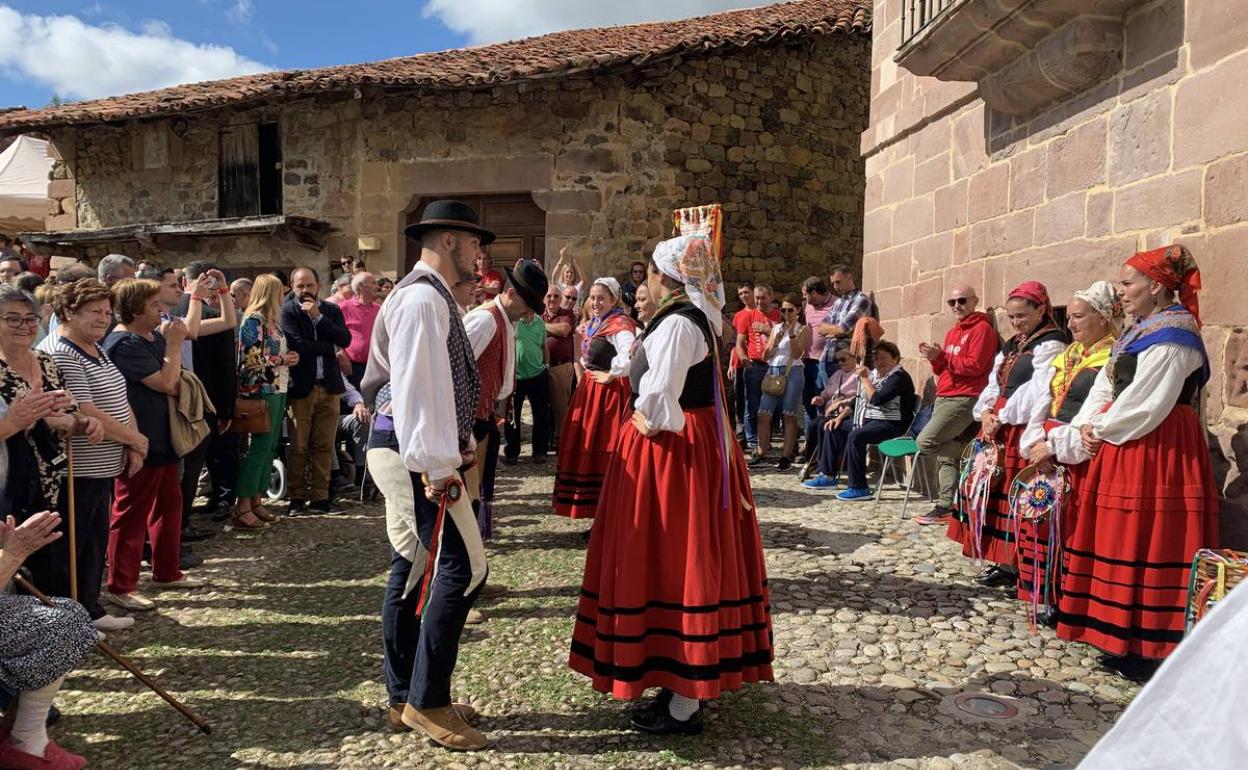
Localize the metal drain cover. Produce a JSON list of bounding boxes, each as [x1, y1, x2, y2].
[[953, 693, 1020, 720]]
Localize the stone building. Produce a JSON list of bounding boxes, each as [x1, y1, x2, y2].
[[861, 0, 1248, 541], [0, 0, 872, 288]]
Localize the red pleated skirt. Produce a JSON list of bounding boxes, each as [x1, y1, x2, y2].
[[1056, 405, 1219, 660], [569, 406, 775, 701], [552, 376, 633, 519], [947, 415, 1026, 566], [1016, 419, 1089, 605]]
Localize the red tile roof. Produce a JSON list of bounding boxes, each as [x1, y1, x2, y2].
[[0, 0, 869, 133]]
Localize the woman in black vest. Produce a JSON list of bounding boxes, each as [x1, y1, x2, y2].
[[947, 281, 1066, 588], [1056, 246, 1217, 680], [569, 235, 772, 735], [1019, 281, 1120, 619]]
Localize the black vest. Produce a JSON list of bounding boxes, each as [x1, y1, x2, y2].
[[586, 336, 616, 372], [1002, 328, 1067, 398], [1054, 368, 1100, 423], [629, 303, 716, 411], [1112, 353, 1202, 407]]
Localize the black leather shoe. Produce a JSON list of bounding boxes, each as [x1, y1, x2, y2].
[[287, 499, 307, 515], [180, 552, 204, 570], [974, 565, 1017, 588], [182, 525, 216, 543], [630, 689, 674, 716], [630, 703, 702, 735], [310, 499, 345, 515]]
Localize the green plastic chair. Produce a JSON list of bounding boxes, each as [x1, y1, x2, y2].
[[871, 405, 934, 515]]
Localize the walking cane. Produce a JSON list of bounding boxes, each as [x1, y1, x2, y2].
[[65, 442, 77, 602], [12, 574, 213, 735]]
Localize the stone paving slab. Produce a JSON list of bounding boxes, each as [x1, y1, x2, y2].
[[53, 462, 1134, 769]]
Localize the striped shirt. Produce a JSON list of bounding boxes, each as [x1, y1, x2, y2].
[[38, 335, 131, 478]]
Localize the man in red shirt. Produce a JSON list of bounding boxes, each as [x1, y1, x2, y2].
[[914, 283, 999, 524], [474, 253, 504, 300], [339, 272, 381, 387], [734, 283, 780, 451]]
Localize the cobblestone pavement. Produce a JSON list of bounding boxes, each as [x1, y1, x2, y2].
[[55, 461, 1136, 769]]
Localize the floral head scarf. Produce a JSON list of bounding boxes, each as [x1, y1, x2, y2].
[[652, 235, 725, 335], [1073, 280, 1123, 328], [1126, 244, 1202, 325]]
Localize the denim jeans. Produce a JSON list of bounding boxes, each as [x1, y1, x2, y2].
[[743, 361, 767, 448]]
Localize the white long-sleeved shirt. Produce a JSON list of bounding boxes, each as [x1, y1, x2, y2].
[[1070, 342, 1203, 446], [972, 340, 1065, 425], [384, 263, 468, 481], [463, 296, 516, 403], [635, 314, 708, 433], [580, 327, 636, 377]]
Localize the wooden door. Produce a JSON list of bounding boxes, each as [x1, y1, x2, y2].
[[405, 193, 545, 273]]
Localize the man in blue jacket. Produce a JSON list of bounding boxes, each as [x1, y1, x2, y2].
[[280, 266, 352, 514]]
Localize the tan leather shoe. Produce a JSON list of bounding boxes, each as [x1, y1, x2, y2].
[[400, 704, 489, 750], [478, 583, 508, 599], [464, 608, 485, 625], [387, 702, 477, 730]]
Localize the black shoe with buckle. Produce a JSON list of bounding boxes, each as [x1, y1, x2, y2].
[[974, 565, 1017, 588], [629, 702, 703, 735]]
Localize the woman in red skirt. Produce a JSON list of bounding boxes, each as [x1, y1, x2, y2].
[[570, 235, 772, 735], [552, 277, 638, 518], [1057, 245, 1217, 681], [1019, 281, 1120, 622], [947, 281, 1066, 587]]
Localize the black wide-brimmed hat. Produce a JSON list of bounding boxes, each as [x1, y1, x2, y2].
[[504, 259, 549, 314], [404, 199, 496, 245]]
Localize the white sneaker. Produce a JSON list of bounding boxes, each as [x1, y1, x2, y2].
[[150, 574, 210, 589], [107, 591, 156, 611], [93, 614, 136, 631]]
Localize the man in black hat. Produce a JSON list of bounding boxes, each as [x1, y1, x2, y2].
[[361, 199, 492, 751], [463, 260, 549, 541]]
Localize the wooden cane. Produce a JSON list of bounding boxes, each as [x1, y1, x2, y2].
[[13, 574, 213, 735], [66, 442, 78, 602]]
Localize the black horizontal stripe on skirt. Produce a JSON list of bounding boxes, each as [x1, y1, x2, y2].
[[1055, 611, 1186, 646], [575, 614, 771, 644], [581, 588, 769, 615], [1063, 545, 1192, 571], [570, 640, 773, 683], [1057, 588, 1186, 614]]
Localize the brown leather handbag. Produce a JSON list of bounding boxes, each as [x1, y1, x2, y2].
[[230, 397, 270, 434]]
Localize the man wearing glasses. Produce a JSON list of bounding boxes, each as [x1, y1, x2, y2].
[[913, 283, 999, 525]]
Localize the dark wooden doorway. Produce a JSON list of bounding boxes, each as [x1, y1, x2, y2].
[[404, 193, 545, 273]]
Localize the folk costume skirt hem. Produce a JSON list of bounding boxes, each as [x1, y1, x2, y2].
[[1016, 419, 1089, 605], [1056, 405, 1218, 660], [552, 376, 633, 519], [947, 414, 1026, 566], [569, 406, 774, 701]]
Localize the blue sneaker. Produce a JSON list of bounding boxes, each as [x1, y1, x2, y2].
[[802, 474, 838, 490], [836, 487, 873, 501]]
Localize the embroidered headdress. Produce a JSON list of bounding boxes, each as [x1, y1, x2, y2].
[[652, 234, 725, 335]]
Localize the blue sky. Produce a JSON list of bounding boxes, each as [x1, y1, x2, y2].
[[0, 0, 762, 108]]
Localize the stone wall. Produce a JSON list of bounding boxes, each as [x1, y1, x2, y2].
[[862, 0, 1248, 543], [45, 32, 870, 289]]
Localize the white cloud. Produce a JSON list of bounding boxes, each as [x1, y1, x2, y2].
[[226, 0, 253, 24], [421, 0, 766, 45], [0, 4, 271, 101]]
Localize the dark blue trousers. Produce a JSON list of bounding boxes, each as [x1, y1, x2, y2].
[[381, 474, 485, 709], [845, 419, 906, 490], [818, 422, 852, 477]]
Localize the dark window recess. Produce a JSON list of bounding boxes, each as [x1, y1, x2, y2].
[[218, 123, 282, 218]]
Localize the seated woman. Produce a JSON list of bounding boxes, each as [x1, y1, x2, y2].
[[802, 342, 859, 490], [835, 341, 916, 501], [748, 293, 810, 471], [0, 510, 97, 770]]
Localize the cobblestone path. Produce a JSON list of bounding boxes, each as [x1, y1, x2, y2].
[[55, 462, 1135, 769]]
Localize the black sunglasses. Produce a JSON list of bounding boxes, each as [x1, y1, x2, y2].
[[946, 297, 970, 307]]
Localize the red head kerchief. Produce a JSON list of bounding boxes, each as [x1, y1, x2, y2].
[[1126, 244, 1202, 325], [1007, 280, 1052, 316]]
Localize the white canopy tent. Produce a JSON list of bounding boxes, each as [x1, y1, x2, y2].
[[0, 134, 53, 234]]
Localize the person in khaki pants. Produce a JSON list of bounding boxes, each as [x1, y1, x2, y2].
[[542, 285, 576, 443], [913, 283, 999, 525], [280, 267, 352, 514]]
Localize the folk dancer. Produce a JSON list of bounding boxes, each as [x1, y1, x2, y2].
[[1018, 281, 1121, 619], [552, 278, 638, 519], [947, 281, 1066, 588], [463, 261, 549, 539], [570, 235, 773, 734], [361, 200, 490, 751], [1056, 246, 1218, 680]]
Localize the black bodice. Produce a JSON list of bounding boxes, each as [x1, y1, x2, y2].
[[1111, 353, 1202, 408], [585, 336, 616, 372], [1054, 368, 1099, 423], [1002, 328, 1067, 398], [629, 303, 716, 411]]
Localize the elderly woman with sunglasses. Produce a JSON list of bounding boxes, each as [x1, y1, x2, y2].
[[802, 341, 860, 489], [747, 293, 809, 471]]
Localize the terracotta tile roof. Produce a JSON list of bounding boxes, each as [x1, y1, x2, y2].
[[0, 0, 869, 133]]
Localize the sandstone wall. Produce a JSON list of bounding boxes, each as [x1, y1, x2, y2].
[[862, 0, 1248, 543], [46, 33, 870, 291]]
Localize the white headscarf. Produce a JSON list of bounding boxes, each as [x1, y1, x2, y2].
[[1073, 280, 1123, 328], [591, 276, 621, 301], [652, 234, 725, 335]]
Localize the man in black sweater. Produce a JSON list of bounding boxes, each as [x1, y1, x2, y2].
[[280, 267, 352, 514]]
